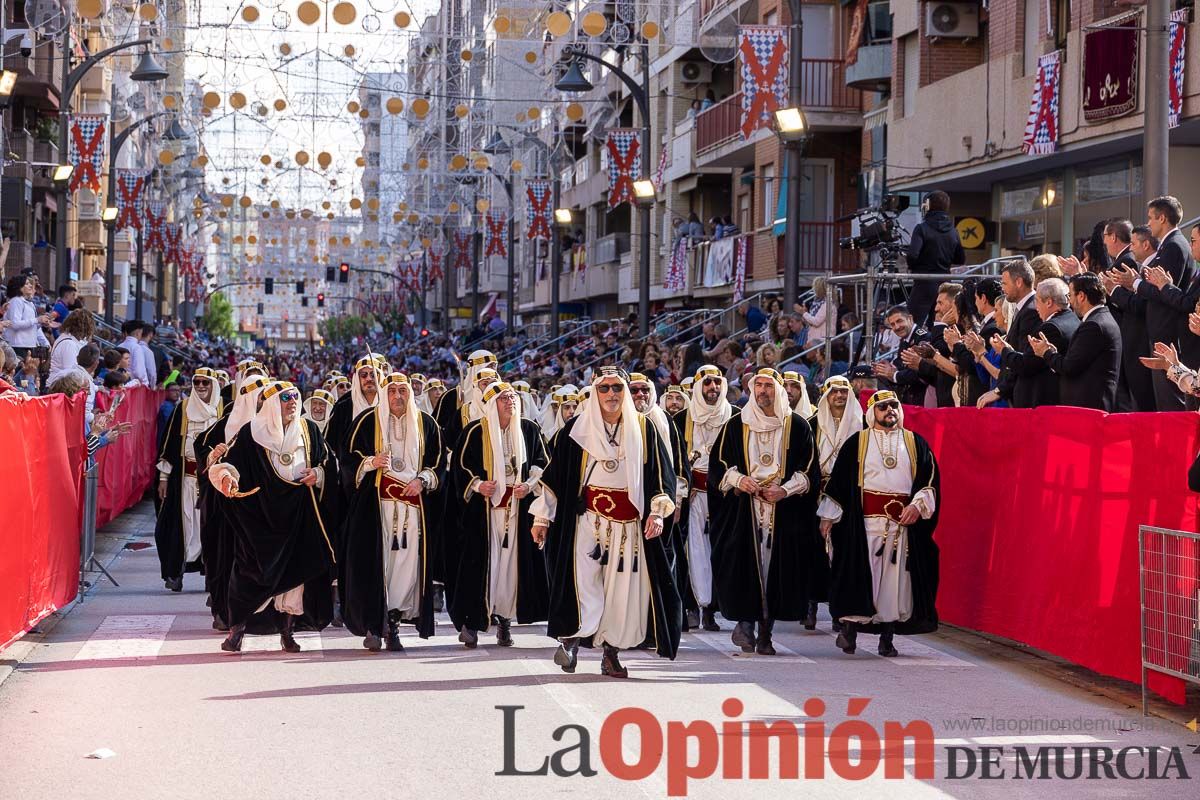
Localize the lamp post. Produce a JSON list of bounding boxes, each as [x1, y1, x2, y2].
[[556, 45, 654, 337], [103, 111, 170, 326], [782, 2, 805, 311], [55, 37, 167, 289], [773, 105, 811, 311]]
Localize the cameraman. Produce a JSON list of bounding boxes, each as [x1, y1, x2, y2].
[[906, 190, 965, 327]]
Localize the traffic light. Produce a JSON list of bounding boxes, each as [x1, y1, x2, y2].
[[302, 297, 309, 307], [296, 280, 305, 294], [264, 277, 274, 295], [317, 292, 325, 308], [325, 265, 335, 282], [256, 302, 264, 315], [338, 262, 350, 283]]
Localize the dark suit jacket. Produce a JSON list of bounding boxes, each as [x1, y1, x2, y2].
[[1045, 305, 1122, 411], [1137, 229, 1199, 361], [998, 295, 1046, 408], [889, 326, 932, 405], [915, 322, 956, 407], [951, 314, 1000, 405]]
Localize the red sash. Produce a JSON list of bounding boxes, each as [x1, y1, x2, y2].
[[584, 486, 639, 523], [862, 490, 908, 523], [183, 459, 198, 478], [379, 474, 423, 507], [691, 469, 708, 492]]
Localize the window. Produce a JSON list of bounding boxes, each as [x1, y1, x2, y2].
[[1023, 0, 1041, 76], [1053, 0, 1071, 52], [761, 164, 776, 229], [902, 35, 918, 118]]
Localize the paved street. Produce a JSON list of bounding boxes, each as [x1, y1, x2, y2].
[[0, 504, 1194, 799]]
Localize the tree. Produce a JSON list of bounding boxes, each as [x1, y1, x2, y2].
[[320, 313, 371, 343], [198, 291, 235, 339]]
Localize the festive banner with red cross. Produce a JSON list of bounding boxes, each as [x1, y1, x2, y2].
[[732, 236, 749, 303], [164, 224, 182, 265], [485, 213, 508, 257], [654, 143, 668, 189], [114, 169, 145, 231], [605, 129, 640, 210], [1022, 50, 1062, 155], [665, 236, 688, 293], [144, 202, 166, 251], [525, 180, 552, 240], [68, 114, 107, 193], [738, 26, 789, 141], [453, 229, 472, 272], [428, 246, 444, 283], [1171, 8, 1188, 128]]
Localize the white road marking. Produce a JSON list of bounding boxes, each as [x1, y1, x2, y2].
[[240, 630, 324, 653], [73, 615, 175, 661], [689, 631, 816, 663], [813, 625, 974, 667]]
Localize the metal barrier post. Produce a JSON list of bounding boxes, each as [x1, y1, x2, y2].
[[1138, 524, 1200, 714], [79, 459, 118, 597]]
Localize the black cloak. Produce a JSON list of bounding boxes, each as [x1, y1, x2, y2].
[[822, 429, 941, 635], [339, 408, 446, 638], [195, 415, 235, 625], [218, 419, 337, 631], [657, 413, 692, 614], [323, 392, 357, 461], [448, 417, 550, 632], [538, 415, 682, 658], [153, 399, 217, 580], [706, 411, 820, 622]]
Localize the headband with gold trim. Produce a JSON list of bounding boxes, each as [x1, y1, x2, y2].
[[193, 367, 218, 382], [512, 380, 531, 391], [215, 369, 230, 384], [354, 356, 379, 372], [261, 381, 296, 401], [469, 351, 498, 367], [426, 378, 445, 389], [381, 372, 410, 388], [410, 372, 427, 383], [594, 366, 629, 383], [754, 367, 783, 384], [239, 376, 270, 395], [628, 372, 650, 385], [694, 365, 722, 381], [664, 384, 686, 396], [236, 358, 259, 373], [782, 370, 804, 384], [822, 375, 852, 393], [476, 368, 499, 383], [867, 390, 899, 410], [483, 382, 516, 403], [310, 389, 336, 405], [681, 377, 694, 389]]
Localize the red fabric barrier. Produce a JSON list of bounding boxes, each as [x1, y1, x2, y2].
[[94, 387, 164, 528], [905, 406, 1200, 703], [0, 392, 86, 651]]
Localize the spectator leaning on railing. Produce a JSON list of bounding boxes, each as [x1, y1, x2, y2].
[[47, 309, 95, 386]]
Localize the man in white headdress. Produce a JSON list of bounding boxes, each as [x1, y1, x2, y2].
[[674, 365, 732, 631], [449, 382, 549, 648], [325, 375, 350, 400], [783, 370, 815, 417], [708, 368, 819, 655], [325, 355, 384, 460], [531, 367, 681, 678], [537, 382, 563, 421], [303, 388, 336, 436], [154, 367, 223, 592], [818, 390, 941, 657], [435, 349, 498, 449], [540, 387, 580, 444], [208, 381, 336, 652], [425, 378, 447, 415], [340, 373, 446, 651], [512, 379, 539, 420], [195, 371, 269, 630], [411, 373, 433, 415], [660, 384, 689, 417]]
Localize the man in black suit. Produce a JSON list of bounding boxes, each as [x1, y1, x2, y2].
[[993, 260, 1042, 408], [1102, 218, 1154, 411], [1110, 196, 1197, 410], [904, 283, 961, 407], [1030, 274, 1122, 411], [998, 277, 1079, 406], [871, 304, 931, 405]]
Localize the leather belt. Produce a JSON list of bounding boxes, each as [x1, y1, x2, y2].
[[691, 469, 708, 492], [183, 459, 198, 478], [862, 490, 909, 523], [379, 473, 422, 507], [584, 486, 639, 523]]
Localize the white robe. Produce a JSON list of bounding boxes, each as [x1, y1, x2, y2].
[[685, 418, 724, 607], [156, 416, 214, 563], [816, 429, 935, 624], [371, 414, 425, 617]]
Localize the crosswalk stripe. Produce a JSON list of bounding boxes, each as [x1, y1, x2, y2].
[[689, 631, 817, 662], [812, 624, 975, 667], [73, 615, 175, 661]]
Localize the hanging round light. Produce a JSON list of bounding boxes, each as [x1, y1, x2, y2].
[[296, 2, 320, 25], [317, 151, 332, 169], [546, 11, 571, 37], [241, 6, 259, 23], [229, 91, 247, 109], [332, 2, 356, 25], [295, 150, 310, 166], [386, 97, 404, 114], [394, 12, 411, 28]]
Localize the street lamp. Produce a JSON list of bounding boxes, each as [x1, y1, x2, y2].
[[554, 208, 573, 226], [1041, 182, 1056, 255], [632, 180, 657, 208], [773, 107, 810, 142], [773, 105, 812, 311], [51, 164, 74, 183], [102, 206, 118, 223], [130, 49, 170, 82], [555, 45, 654, 336]]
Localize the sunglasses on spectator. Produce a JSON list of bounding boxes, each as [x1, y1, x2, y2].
[[595, 384, 624, 394], [875, 400, 900, 410], [279, 391, 300, 403], [630, 386, 650, 395]]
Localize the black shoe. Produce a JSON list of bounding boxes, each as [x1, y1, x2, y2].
[[496, 617, 513, 647], [459, 627, 478, 649], [280, 616, 301, 653], [363, 633, 382, 651], [835, 622, 857, 655], [755, 619, 776, 656], [601, 645, 628, 678], [165, 576, 183, 593], [831, 619, 843, 633], [553, 638, 579, 673], [702, 607, 721, 632], [803, 600, 818, 631], [205, 595, 212, 608], [878, 624, 898, 657], [220, 624, 246, 652], [386, 624, 404, 652], [685, 609, 700, 630], [731, 621, 756, 653], [212, 617, 229, 632]]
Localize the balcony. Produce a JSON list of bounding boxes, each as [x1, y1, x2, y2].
[[3, 241, 33, 280], [846, 43, 892, 91], [3, 130, 34, 183], [775, 222, 858, 274], [592, 232, 630, 265], [3, 39, 62, 109]]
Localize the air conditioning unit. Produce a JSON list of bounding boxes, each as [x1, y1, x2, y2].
[[681, 62, 714, 84], [77, 190, 103, 221], [925, 2, 980, 39]]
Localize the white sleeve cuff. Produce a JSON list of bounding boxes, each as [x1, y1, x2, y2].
[[913, 487, 936, 519], [157, 459, 172, 476], [649, 493, 676, 519], [781, 471, 810, 497], [418, 469, 439, 491], [313, 466, 325, 490], [817, 494, 843, 522], [208, 463, 239, 490], [719, 466, 743, 494], [355, 458, 376, 488], [529, 485, 557, 523]]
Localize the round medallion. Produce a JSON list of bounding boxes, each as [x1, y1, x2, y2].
[[759, 453, 773, 466], [279, 452, 294, 466], [504, 463, 516, 477], [882, 455, 898, 469], [603, 459, 619, 473], [391, 456, 406, 472]]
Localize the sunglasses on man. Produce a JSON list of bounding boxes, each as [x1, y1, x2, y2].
[[875, 400, 900, 410], [629, 386, 651, 395], [279, 391, 300, 403], [702, 377, 722, 386], [595, 384, 624, 394]]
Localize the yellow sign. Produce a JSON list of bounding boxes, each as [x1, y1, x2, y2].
[[956, 217, 986, 249]]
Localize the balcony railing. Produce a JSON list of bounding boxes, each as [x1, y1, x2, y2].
[[695, 60, 862, 152], [775, 221, 857, 273]]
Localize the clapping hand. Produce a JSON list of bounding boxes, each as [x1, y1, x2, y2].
[[943, 326, 963, 348], [963, 331, 986, 357], [1111, 264, 1138, 290], [1141, 341, 1181, 372], [990, 333, 1009, 354], [1190, 312, 1200, 338], [1100, 271, 1119, 293], [1145, 265, 1172, 289], [873, 361, 897, 381], [899, 348, 923, 369], [1027, 332, 1055, 358], [1057, 255, 1084, 276]]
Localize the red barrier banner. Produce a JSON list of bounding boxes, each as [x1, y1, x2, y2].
[[905, 406, 1200, 703], [0, 392, 86, 651], [94, 386, 164, 528]]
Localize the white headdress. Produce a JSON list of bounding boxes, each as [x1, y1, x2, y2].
[[251, 381, 303, 457], [570, 368, 645, 515], [738, 368, 789, 433], [481, 382, 527, 507]]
